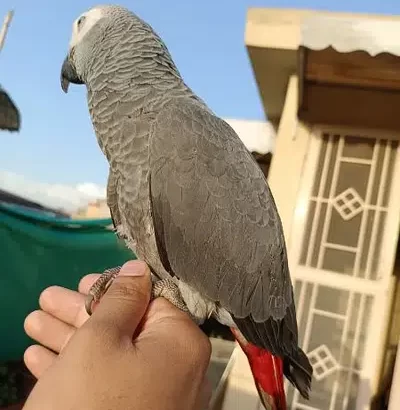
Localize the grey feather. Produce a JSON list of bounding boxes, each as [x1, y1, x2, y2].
[[149, 97, 292, 323], [64, 4, 312, 400]]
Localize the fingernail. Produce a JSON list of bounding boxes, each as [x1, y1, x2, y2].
[[120, 260, 148, 277]]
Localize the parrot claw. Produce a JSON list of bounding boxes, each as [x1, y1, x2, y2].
[[85, 268, 195, 323], [85, 266, 122, 315], [152, 279, 197, 322], [85, 294, 95, 316]]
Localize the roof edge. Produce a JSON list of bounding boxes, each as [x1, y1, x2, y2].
[[245, 7, 400, 51]]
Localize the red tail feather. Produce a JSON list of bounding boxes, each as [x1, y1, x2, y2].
[[231, 328, 287, 410]]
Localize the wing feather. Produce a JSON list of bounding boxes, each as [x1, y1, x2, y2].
[[149, 98, 293, 324]]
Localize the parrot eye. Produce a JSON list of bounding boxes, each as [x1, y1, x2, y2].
[[77, 16, 86, 30]]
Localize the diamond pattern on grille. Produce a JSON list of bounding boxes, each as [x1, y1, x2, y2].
[[308, 344, 340, 381], [333, 187, 364, 221]]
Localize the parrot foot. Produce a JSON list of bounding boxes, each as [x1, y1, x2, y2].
[[84, 268, 195, 323], [85, 266, 122, 315], [152, 279, 196, 322]]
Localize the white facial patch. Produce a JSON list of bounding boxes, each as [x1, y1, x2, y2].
[[69, 8, 105, 49]]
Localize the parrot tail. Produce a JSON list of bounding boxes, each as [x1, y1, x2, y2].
[[231, 328, 287, 410], [283, 348, 313, 400]]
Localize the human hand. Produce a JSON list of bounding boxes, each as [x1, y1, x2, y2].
[[23, 260, 211, 410]]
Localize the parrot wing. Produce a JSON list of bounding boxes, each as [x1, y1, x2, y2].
[[106, 169, 123, 234], [149, 97, 297, 356]]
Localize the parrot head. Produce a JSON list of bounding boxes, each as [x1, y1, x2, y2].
[[60, 5, 133, 93], [61, 5, 181, 95]]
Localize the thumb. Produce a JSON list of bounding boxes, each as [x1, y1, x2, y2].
[[89, 260, 151, 338]]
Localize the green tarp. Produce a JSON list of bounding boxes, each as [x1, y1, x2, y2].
[[0, 202, 135, 360]]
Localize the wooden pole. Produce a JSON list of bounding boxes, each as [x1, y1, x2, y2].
[[0, 10, 14, 54]]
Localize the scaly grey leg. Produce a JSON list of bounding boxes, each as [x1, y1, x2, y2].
[[85, 267, 193, 321], [85, 266, 122, 315], [152, 278, 190, 314]]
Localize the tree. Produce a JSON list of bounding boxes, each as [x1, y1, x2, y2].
[[0, 10, 20, 132]]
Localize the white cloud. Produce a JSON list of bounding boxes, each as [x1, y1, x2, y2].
[[224, 118, 275, 154], [76, 182, 106, 199], [0, 170, 106, 213]]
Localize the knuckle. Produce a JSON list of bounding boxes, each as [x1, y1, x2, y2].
[[74, 322, 96, 341], [78, 274, 100, 292], [77, 321, 117, 353], [77, 276, 89, 291], [23, 345, 38, 368], [106, 277, 150, 305], [24, 310, 42, 333], [176, 325, 211, 366], [38, 286, 56, 306], [191, 332, 212, 364]]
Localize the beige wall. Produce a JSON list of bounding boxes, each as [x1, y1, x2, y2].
[[267, 74, 311, 243]]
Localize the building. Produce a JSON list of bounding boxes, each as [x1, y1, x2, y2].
[[214, 8, 400, 410], [72, 198, 111, 219]]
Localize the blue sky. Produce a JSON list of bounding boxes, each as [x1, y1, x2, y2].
[[0, 0, 399, 190]]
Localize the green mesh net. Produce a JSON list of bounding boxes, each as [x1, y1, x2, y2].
[[0, 202, 135, 360]]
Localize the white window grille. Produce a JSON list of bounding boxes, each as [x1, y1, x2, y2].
[[282, 127, 400, 410]]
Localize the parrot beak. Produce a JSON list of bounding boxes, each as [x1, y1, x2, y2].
[[60, 54, 83, 93]]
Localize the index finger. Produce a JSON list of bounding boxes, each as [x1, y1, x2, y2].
[[39, 286, 89, 328], [78, 274, 101, 294], [37, 274, 101, 329]]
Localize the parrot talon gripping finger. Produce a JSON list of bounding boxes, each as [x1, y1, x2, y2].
[[85, 267, 193, 322], [85, 266, 122, 315], [152, 279, 197, 322]]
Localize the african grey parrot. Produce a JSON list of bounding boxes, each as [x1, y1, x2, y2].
[[60, 5, 312, 409], [0, 85, 20, 131]]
